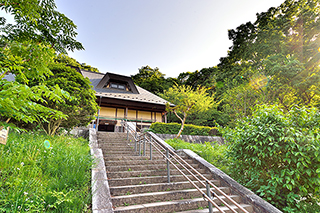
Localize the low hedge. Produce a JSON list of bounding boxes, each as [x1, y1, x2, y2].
[[149, 122, 220, 136]]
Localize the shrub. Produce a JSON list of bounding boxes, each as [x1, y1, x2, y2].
[[150, 122, 220, 136], [0, 131, 93, 212], [222, 105, 320, 212], [166, 138, 230, 174]]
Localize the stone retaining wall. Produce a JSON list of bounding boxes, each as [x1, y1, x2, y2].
[[70, 127, 90, 139], [156, 134, 225, 145]]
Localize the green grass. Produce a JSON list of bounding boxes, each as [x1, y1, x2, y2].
[[165, 138, 230, 174], [0, 131, 93, 212]]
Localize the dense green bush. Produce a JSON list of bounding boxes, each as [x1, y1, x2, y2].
[[222, 105, 320, 212], [0, 131, 93, 212], [150, 122, 220, 136], [166, 138, 230, 174]]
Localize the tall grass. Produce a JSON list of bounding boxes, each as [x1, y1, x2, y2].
[[0, 131, 93, 212], [165, 138, 230, 174]]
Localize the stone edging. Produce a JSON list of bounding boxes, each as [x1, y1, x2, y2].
[[176, 149, 283, 213], [89, 128, 114, 213]]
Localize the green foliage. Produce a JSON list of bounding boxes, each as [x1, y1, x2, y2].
[[131, 65, 177, 94], [0, 0, 85, 132], [55, 53, 100, 73], [221, 79, 265, 126], [150, 122, 220, 136], [0, 41, 70, 130], [177, 67, 218, 94], [217, 0, 320, 123], [32, 63, 99, 135], [161, 85, 218, 138], [166, 109, 230, 127], [0, 131, 92, 212], [0, 0, 84, 53], [166, 138, 230, 174], [222, 105, 320, 212]]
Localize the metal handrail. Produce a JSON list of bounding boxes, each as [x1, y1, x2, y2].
[[120, 120, 249, 213], [148, 137, 242, 213]]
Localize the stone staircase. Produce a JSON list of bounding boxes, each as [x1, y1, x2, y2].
[[98, 132, 254, 213]]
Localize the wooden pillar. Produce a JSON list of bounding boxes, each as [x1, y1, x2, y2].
[[125, 107, 128, 119], [96, 96, 102, 131], [165, 112, 167, 123]]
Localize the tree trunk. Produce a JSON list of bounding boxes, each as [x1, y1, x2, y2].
[[176, 112, 187, 139]]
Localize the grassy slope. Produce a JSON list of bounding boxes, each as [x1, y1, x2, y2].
[[165, 138, 230, 174], [0, 131, 93, 212]]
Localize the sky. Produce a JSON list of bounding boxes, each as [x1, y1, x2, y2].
[[7, 0, 286, 78]]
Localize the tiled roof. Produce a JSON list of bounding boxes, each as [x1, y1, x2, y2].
[[81, 70, 170, 106]]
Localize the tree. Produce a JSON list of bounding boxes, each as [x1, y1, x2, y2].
[[0, 0, 84, 131], [55, 54, 100, 73], [131, 65, 177, 94], [0, 40, 70, 131], [177, 67, 217, 92], [0, 0, 84, 53], [26, 63, 98, 135], [161, 85, 218, 138], [215, 0, 320, 125]]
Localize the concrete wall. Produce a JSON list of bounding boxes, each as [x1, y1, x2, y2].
[[89, 128, 114, 213], [156, 134, 225, 145]]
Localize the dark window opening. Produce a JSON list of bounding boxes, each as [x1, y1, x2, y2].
[[104, 81, 131, 91], [98, 124, 115, 132]]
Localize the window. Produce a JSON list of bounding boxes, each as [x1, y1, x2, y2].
[[104, 81, 130, 91], [118, 84, 125, 90], [110, 83, 118, 89]]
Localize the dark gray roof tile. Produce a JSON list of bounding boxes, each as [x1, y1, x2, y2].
[[81, 70, 171, 106]]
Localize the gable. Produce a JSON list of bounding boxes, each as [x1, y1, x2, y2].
[[96, 73, 139, 94]]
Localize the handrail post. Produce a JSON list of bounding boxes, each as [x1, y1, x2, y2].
[[126, 122, 129, 140], [149, 136, 152, 160], [135, 126, 137, 139], [206, 181, 213, 213], [143, 134, 146, 156], [138, 136, 141, 156], [134, 138, 137, 153], [166, 148, 170, 183]]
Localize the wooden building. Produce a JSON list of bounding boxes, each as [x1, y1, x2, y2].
[[81, 70, 170, 132]]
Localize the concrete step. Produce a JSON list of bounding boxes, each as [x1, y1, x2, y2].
[[110, 180, 220, 196], [113, 195, 241, 213], [107, 168, 207, 178], [177, 204, 253, 213], [106, 159, 166, 166], [112, 187, 231, 207], [97, 139, 130, 143], [99, 145, 134, 149], [103, 153, 137, 157], [104, 155, 165, 161], [103, 151, 136, 155], [101, 147, 163, 153], [98, 141, 133, 145], [105, 159, 194, 166], [97, 132, 254, 213], [108, 174, 213, 187], [98, 138, 128, 141], [106, 163, 200, 172]]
